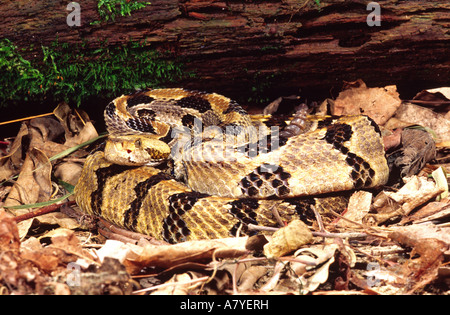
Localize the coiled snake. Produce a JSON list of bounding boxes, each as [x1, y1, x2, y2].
[[74, 88, 389, 243]]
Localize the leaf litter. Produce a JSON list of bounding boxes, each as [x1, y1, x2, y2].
[[0, 82, 449, 295]]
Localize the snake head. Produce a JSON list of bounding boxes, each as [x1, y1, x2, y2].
[[104, 135, 170, 166]]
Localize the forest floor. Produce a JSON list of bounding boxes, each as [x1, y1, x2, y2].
[[0, 81, 449, 295]]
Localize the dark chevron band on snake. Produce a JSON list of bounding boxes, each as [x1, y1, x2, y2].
[[74, 88, 389, 243]]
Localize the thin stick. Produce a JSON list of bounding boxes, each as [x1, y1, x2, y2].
[[0, 113, 54, 126], [232, 262, 239, 295], [247, 224, 278, 232], [248, 223, 368, 240], [311, 204, 326, 233], [13, 200, 76, 223]]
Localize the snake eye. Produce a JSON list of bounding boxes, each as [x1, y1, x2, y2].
[[135, 139, 142, 147]]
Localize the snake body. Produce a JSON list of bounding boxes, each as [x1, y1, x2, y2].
[[74, 88, 389, 243]]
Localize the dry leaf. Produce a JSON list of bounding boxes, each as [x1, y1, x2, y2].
[[63, 121, 98, 148], [150, 272, 208, 295], [401, 202, 450, 224], [48, 228, 95, 262], [30, 117, 65, 143], [293, 244, 339, 294], [338, 191, 372, 228], [54, 162, 84, 187], [392, 103, 450, 142], [263, 220, 313, 258], [332, 83, 401, 125], [389, 230, 448, 293], [386, 176, 444, 215], [237, 266, 268, 292], [368, 176, 445, 225], [122, 237, 249, 274], [412, 87, 450, 107], [0, 123, 29, 182], [0, 210, 20, 250], [3, 148, 52, 208]]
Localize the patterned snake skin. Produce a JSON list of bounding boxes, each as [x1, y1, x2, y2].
[[74, 88, 389, 243]]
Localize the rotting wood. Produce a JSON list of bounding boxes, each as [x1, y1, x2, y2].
[[0, 0, 449, 102]]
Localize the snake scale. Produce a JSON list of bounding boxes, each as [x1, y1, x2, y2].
[[74, 88, 389, 243]]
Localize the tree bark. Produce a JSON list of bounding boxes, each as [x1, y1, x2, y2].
[[1, 0, 449, 103]]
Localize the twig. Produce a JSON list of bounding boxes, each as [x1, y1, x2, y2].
[[328, 208, 379, 233], [0, 112, 54, 126], [312, 231, 368, 239], [311, 204, 326, 233], [270, 204, 286, 227], [232, 262, 239, 295], [247, 223, 278, 232], [13, 200, 76, 223], [248, 223, 368, 240], [97, 218, 168, 245]]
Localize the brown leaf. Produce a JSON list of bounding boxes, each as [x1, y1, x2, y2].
[[3, 148, 52, 208], [401, 202, 450, 224], [332, 83, 401, 125], [263, 220, 313, 258], [53, 102, 95, 145], [54, 162, 83, 187], [237, 266, 268, 292], [368, 176, 445, 225], [392, 103, 450, 142], [63, 121, 98, 148], [0, 210, 20, 250], [20, 247, 61, 273], [389, 231, 448, 293], [337, 191, 372, 228], [29, 117, 65, 143], [412, 87, 450, 108], [0, 123, 29, 182], [49, 228, 95, 261], [150, 272, 208, 295], [123, 238, 249, 274]]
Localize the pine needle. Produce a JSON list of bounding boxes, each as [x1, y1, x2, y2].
[[0, 113, 54, 126]]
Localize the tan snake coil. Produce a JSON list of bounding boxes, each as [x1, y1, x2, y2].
[[74, 88, 389, 243]]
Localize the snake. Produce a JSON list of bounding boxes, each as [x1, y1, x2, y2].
[[74, 88, 389, 243]]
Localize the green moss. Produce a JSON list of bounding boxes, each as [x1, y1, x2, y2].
[[245, 70, 281, 105], [0, 38, 193, 107], [92, 0, 151, 24]]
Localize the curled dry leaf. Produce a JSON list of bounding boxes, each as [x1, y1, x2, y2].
[[337, 191, 372, 228], [402, 202, 450, 224], [292, 244, 340, 294], [263, 220, 313, 258], [412, 87, 450, 107], [53, 102, 91, 137], [0, 123, 29, 182], [332, 82, 401, 125], [3, 148, 52, 208], [30, 117, 65, 143], [368, 176, 445, 225], [386, 176, 444, 215], [391, 103, 450, 142], [120, 237, 249, 274], [237, 266, 268, 292]]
